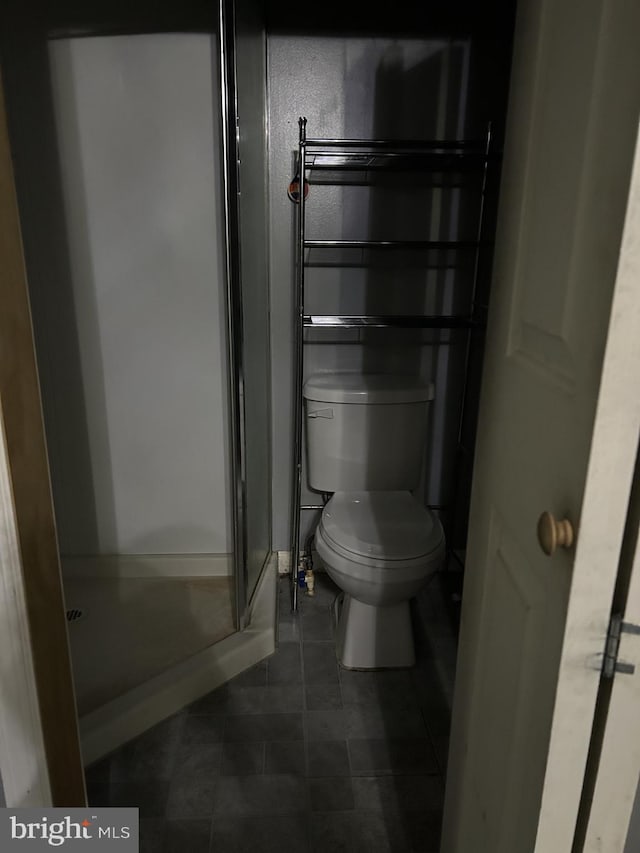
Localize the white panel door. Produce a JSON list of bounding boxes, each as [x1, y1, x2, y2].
[[582, 199, 640, 853], [583, 522, 640, 852], [441, 0, 640, 851]]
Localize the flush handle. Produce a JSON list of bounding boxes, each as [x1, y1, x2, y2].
[[308, 408, 333, 419], [537, 511, 574, 556]]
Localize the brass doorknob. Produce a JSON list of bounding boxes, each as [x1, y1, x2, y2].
[[537, 512, 574, 556]]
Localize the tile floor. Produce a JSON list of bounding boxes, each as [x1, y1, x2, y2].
[[85, 572, 453, 852]]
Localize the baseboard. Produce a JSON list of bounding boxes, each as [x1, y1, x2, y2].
[[62, 553, 233, 580], [79, 555, 277, 765]]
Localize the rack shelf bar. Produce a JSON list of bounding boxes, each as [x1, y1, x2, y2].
[[308, 178, 477, 190], [304, 239, 479, 250], [304, 260, 465, 270], [306, 153, 493, 175], [307, 151, 485, 160], [304, 315, 478, 329], [305, 137, 488, 151]]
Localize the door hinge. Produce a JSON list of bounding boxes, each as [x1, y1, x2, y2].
[[601, 613, 640, 679]]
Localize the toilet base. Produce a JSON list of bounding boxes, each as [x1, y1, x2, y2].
[[335, 594, 415, 669]]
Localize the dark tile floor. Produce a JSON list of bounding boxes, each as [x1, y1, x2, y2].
[[85, 572, 453, 852]]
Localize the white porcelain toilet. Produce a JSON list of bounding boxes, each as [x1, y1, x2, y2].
[[304, 373, 445, 669]]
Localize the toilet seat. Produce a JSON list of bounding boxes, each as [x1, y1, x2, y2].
[[316, 491, 446, 667], [319, 491, 444, 570]]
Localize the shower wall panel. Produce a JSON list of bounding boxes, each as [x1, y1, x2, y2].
[[12, 33, 232, 560]]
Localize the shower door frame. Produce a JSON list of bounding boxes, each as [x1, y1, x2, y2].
[[23, 5, 268, 632], [218, 0, 248, 626], [218, 0, 273, 628]]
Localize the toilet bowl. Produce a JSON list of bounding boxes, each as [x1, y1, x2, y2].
[[315, 490, 445, 669], [303, 371, 445, 669]]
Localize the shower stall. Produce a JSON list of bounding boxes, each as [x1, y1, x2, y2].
[[0, 0, 272, 762]]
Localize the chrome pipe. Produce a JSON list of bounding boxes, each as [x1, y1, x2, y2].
[[289, 117, 307, 611], [457, 122, 493, 449], [449, 122, 494, 554]]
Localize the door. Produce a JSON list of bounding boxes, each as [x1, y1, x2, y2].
[[580, 406, 640, 853], [441, 0, 640, 851], [0, 69, 85, 805]]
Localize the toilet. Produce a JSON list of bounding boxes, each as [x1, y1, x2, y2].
[[304, 373, 445, 669]]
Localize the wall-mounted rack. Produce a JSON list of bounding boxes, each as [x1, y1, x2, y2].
[[289, 117, 498, 609]]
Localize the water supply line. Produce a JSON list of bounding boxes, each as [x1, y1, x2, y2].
[[299, 492, 331, 595], [301, 527, 316, 595]]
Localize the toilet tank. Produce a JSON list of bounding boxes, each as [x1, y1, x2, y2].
[[303, 373, 434, 492]]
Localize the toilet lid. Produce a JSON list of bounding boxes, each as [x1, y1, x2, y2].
[[320, 492, 443, 561]]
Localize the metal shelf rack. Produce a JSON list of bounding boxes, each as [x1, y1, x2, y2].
[[289, 117, 497, 609]]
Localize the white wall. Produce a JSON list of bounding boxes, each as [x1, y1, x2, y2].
[[267, 35, 476, 550], [39, 34, 231, 556]]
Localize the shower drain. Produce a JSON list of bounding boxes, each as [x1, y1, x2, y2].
[[66, 608, 85, 624]]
